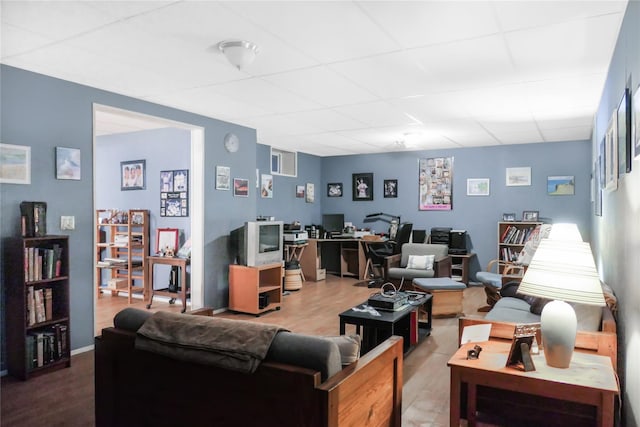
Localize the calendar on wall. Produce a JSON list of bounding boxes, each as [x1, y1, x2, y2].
[[160, 169, 189, 217]]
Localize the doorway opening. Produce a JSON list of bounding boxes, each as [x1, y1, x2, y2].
[[92, 104, 204, 334]]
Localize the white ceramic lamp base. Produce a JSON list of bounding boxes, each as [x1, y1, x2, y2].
[[540, 300, 577, 368]]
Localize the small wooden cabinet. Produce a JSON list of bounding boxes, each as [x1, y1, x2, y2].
[[450, 252, 476, 284], [229, 263, 283, 315], [497, 221, 541, 273], [96, 209, 149, 304], [5, 235, 71, 380]]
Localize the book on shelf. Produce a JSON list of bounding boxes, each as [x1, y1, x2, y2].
[[26, 323, 67, 369], [27, 286, 36, 326], [44, 288, 53, 321], [34, 289, 46, 323]]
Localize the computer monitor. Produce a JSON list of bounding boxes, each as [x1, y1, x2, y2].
[[322, 214, 344, 235]]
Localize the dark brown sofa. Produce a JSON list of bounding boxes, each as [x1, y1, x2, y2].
[[95, 308, 404, 427]]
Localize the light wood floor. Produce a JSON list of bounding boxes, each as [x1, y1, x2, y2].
[[1, 275, 487, 427]]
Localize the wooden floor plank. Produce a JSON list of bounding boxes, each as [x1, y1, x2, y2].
[[2, 275, 487, 427]]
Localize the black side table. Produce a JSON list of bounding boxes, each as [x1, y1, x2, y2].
[[339, 294, 433, 355]]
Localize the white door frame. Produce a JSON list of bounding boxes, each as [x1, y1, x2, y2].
[[92, 104, 205, 315]]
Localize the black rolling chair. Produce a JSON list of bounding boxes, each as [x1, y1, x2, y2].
[[365, 223, 413, 287]]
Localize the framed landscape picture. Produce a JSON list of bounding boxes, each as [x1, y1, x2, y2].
[[466, 178, 489, 196], [0, 143, 31, 184]]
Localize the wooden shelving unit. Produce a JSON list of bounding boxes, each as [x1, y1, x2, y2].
[[228, 262, 283, 315], [497, 221, 541, 273], [5, 235, 71, 380], [96, 209, 149, 304]]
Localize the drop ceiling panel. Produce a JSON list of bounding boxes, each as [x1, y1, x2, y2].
[[493, 1, 628, 33], [334, 101, 421, 127], [0, 23, 52, 58], [329, 51, 433, 99], [361, 1, 500, 49], [262, 66, 378, 107], [540, 126, 592, 142], [506, 14, 623, 80], [276, 110, 368, 133], [389, 92, 472, 123], [225, 1, 399, 63]]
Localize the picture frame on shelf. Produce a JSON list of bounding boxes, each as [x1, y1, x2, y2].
[[506, 167, 531, 186], [327, 182, 342, 197], [522, 211, 539, 222], [617, 87, 632, 175], [352, 173, 373, 201], [502, 213, 516, 221], [55, 147, 81, 180], [0, 143, 31, 184], [121, 159, 145, 191], [467, 178, 490, 196], [156, 228, 179, 255], [384, 179, 398, 198]]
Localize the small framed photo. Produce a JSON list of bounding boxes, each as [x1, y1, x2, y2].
[[383, 179, 398, 198], [466, 178, 490, 196], [0, 143, 31, 184], [506, 167, 531, 186], [502, 213, 516, 221], [327, 182, 343, 197], [55, 147, 81, 180], [234, 178, 249, 197], [352, 172, 373, 201], [215, 166, 230, 190], [121, 159, 145, 191], [156, 228, 179, 255], [306, 183, 315, 203], [633, 84, 640, 158], [296, 185, 305, 198], [522, 210, 539, 222]]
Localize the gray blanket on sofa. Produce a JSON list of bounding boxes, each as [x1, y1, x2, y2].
[[135, 311, 288, 373]]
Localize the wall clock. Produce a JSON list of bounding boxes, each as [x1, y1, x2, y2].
[[224, 133, 240, 153]]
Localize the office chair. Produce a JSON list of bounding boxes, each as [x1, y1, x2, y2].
[[366, 223, 413, 287]]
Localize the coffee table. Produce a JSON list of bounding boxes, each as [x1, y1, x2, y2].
[[339, 294, 432, 355]]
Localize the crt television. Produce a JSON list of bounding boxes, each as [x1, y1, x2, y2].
[[230, 221, 284, 266]]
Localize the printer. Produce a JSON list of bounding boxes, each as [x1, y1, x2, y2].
[[283, 230, 308, 244]]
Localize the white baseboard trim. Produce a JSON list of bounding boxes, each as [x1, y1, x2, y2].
[[71, 344, 94, 356]]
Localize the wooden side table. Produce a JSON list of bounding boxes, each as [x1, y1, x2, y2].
[[145, 256, 190, 313], [448, 341, 619, 426]]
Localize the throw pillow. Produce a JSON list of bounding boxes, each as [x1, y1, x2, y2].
[[406, 254, 435, 270], [524, 296, 552, 315], [325, 335, 361, 366]]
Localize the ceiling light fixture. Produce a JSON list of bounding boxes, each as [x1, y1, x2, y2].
[[217, 40, 259, 70]]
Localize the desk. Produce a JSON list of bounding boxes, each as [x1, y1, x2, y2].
[[145, 256, 190, 313], [448, 341, 619, 427], [299, 238, 366, 281]]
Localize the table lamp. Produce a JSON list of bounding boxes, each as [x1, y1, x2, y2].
[[517, 237, 605, 368]]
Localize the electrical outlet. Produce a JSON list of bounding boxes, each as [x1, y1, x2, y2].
[[61, 216, 75, 230]]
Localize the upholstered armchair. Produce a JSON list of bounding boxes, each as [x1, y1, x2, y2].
[[383, 243, 451, 287]]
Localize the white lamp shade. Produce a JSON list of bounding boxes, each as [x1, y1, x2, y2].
[[518, 239, 605, 306]]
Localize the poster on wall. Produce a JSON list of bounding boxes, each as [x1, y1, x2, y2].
[[419, 157, 453, 211], [160, 169, 189, 217]]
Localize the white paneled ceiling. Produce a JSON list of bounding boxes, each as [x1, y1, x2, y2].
[[1, 1, 628, 156]]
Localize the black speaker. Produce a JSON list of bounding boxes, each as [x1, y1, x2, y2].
[[430, 227, 451, 245], [449, 230, 467, 254]]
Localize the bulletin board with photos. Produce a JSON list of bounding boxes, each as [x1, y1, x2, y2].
[[160, 169, 189, 217]]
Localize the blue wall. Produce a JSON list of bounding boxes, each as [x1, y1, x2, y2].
[[591, 2, 639, 426], [0, 65, 259, 359], [320, 141, 592, 278], [96, 128, 192, 287]]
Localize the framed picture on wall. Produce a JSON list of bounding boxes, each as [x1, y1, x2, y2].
[[121, 159, 145, 191], [604, 110, 618, 192], [160, 169, 189, 217], [617, 87, 632, 175], [327, 182, 342, 197], [384, 179, 398, 198], [0, 143, 31, 184], [466, 178, 489, 196], [306, 183, 315, 203], [352, 173, 373, 201], [234, 178, 249, 197], [634, 84, 640, 158], [296, 185, 305, 198], [55, 147, 81, 180]]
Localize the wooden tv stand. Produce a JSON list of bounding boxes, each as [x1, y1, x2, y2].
[[228, 263, 283, 315]]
